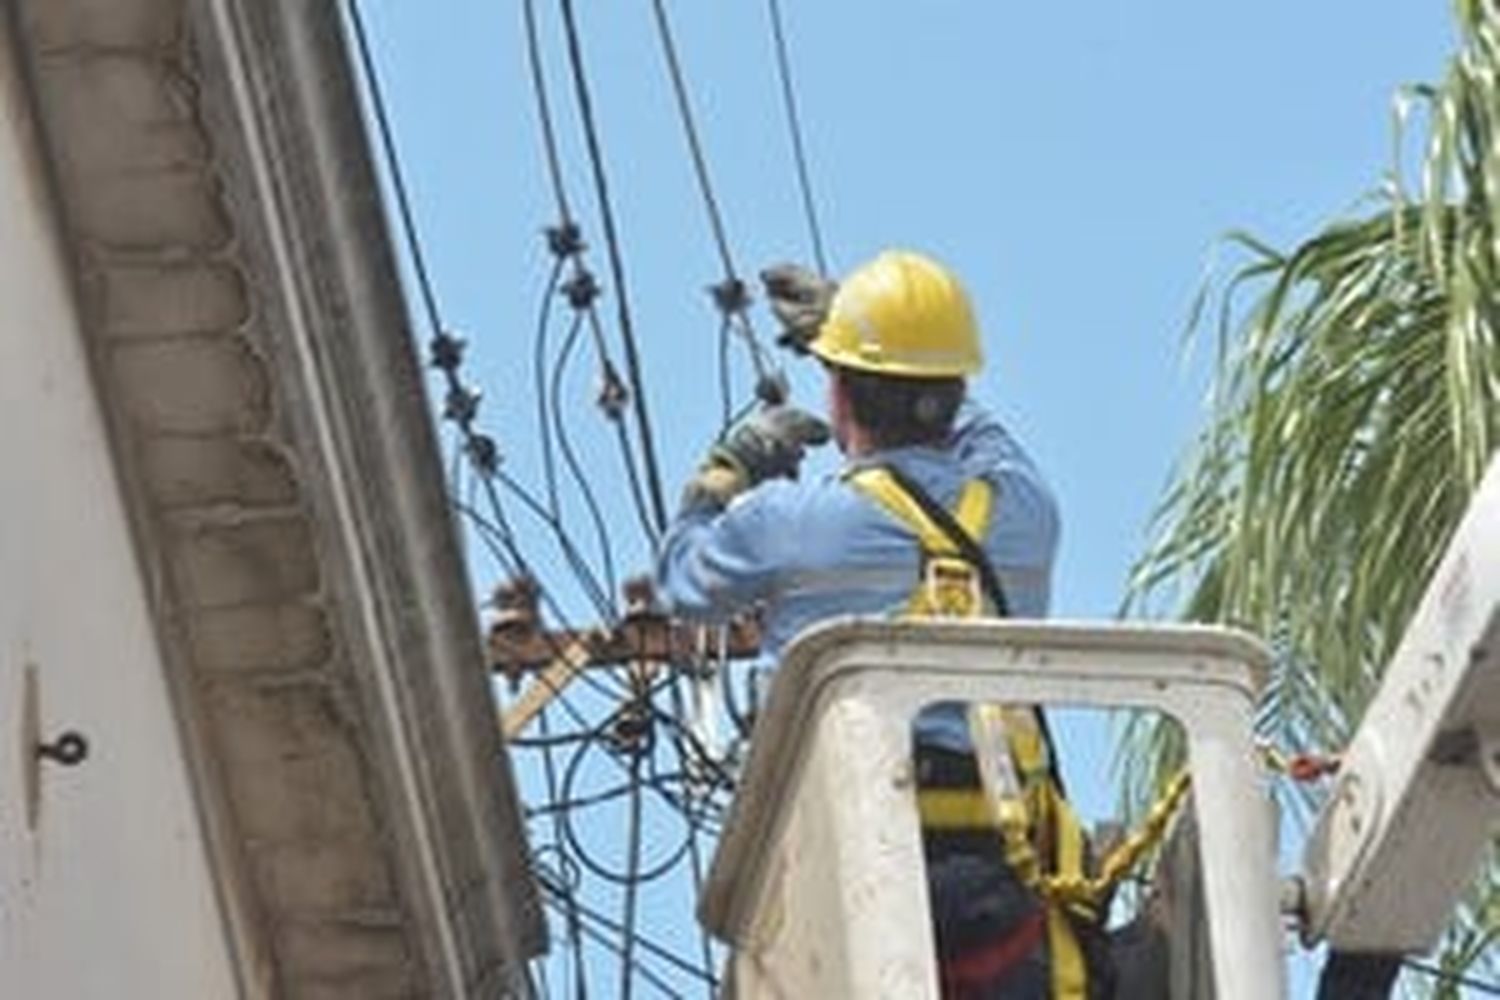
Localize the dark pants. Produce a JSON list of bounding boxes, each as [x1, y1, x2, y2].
[[926, 836, 1142, 1000], [926, 839, 1052, 999]]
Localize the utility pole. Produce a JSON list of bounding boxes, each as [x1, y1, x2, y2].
[[487, 575, 762, 738]]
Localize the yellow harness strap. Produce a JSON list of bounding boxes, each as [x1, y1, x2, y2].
[[847, 467, 1091, 999], [848, 467, 993, 617]]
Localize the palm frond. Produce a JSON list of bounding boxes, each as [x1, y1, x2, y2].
[[1119, 2, 1500, 988]]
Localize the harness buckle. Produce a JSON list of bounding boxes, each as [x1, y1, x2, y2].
[[922, 555, 984, 618]]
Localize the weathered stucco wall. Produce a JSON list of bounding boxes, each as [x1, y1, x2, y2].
[[0, 10, 237, 996]]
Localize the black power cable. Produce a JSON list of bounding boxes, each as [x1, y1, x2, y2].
[[355, 4, 745, 995], [524, 0, 661, 551], [765, 0, 830, 276], [521, 0, 575, 227], [557, 0, 672, 536], [345, 0, 442, 336], [535, 868, 718, 992], [647, 0, 779, 421], [349, 0, 622, 630], [646, 0, 737, 282], [664, 670, 720, 991], [718, 315, 734, 429], [549, 309, 620, 613], [533, 254, 567, 513], [535, 707, 589, 1000], [619, 714, 647, 1000], [557, 714, 697, 887], [535, 887, 689, 1000]]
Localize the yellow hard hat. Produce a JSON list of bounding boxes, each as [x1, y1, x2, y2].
[[807, 249, 982, 378]]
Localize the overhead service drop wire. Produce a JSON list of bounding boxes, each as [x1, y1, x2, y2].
[[346, 0, 443, 337], [648, 0, 736, 280], [619, 720, 646, 1000], [357, 0, 661, 795], [608, 404, 662, 552], [718, 316, 734, 430], [535, 706, 589, 1000], [647, 0, 776, 395], [664, 671, 719, 992], [353, 14, 711, 997], [524, 0, 658, 551], [765, 0, 830, 276], [556, 719, 697, 886], [522, 0, 574, 226], [536, 876, 713, 995], [533, 255, 568, 513], [551, 310, 621, 611], [348, 0, 603, 621], [558, 0, 671, 537], [535, 886, 689, 1000], [496, 466, 615, 620]]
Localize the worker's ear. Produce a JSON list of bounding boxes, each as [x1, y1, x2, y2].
[[826, 367, 853, 454]]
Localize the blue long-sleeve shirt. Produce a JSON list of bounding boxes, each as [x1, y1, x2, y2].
[[658, 400, 1060, 665]]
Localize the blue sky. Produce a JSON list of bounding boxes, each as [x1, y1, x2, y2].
[[363, 0, 1455, 618], [357, 2, 1458, 995]]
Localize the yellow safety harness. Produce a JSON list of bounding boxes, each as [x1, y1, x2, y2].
[[848, 466, 1096, 997], [850, 466, 1200, 997]]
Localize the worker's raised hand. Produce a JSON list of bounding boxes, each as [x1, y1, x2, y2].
[[720, 404, 832, 482], [761, 263, 836, 353], [683, 404, 831, 512]]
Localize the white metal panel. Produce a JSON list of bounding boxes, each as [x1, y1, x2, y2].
[[0, 21, 236, 997], [1302, 458, 1500, 951]]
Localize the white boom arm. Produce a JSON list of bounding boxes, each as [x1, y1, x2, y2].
[[1301, 458, 1500, 952]]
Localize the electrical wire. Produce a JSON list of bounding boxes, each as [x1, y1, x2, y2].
[[509, 728, 596, 750], [717, 316, 734, 431], [620, 711, 647, 1000], [558, 715, 698, 886], [720, 655, 755, 741], [521, 0, 574, 226], [610, 409, 663, 550], [535, 886, 689, 1000], [533, 254, 567, 512], [524, 777, 643, 817], [450, 494, 521, 578], [457, 475, 713, 995], [345, 0, 443, 336], [349, 0, 620, 638], [665, 670, 720, 990], [535, 868, 718, 991], [524, 0, 660, 553], [648, 0, 778, 408], [550, 309, 621, 609], [494, 467, 615, 620], [534, 706, 588, 1000], [558, 0, 671, 536], [354, 2, 769, 993], [451, 489, 632, 717], [647, 0, 738, 281], [765, 0, 830, 276]]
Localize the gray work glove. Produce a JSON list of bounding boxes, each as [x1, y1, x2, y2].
[[682, 404, 831, 512], [761, 263, 837, 353]]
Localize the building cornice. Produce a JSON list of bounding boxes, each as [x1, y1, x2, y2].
[[10, 0, 542, 994]]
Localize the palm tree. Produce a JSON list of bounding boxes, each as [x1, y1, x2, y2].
[[1121, 1, 1498, 992]]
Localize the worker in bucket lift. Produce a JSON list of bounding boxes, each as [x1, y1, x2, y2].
[[659, 250, 1111, 998]]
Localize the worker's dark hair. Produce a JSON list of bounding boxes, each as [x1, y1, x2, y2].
[[834, 366, 965, 449]]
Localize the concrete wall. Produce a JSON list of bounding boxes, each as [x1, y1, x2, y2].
[[0, 20, 236, 998]]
